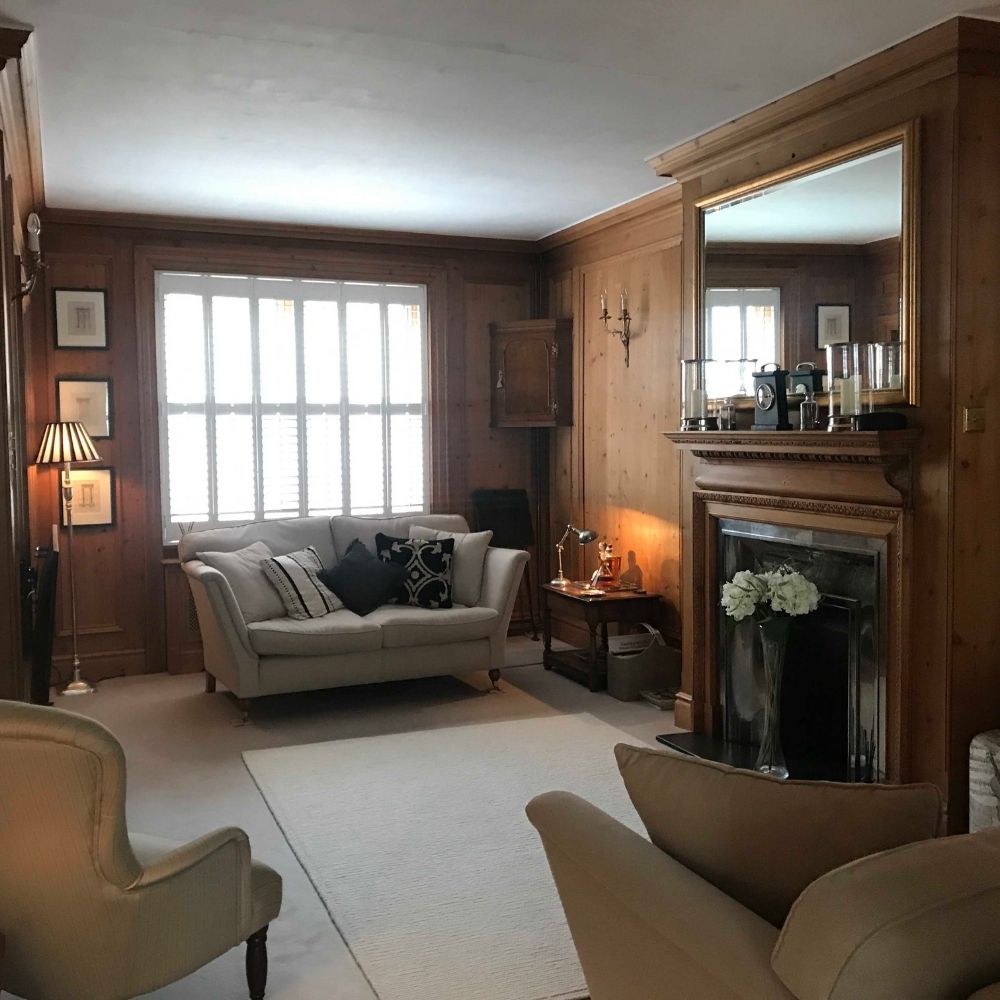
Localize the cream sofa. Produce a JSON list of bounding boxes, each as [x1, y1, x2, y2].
[[180, 513, 528, 713], [528, 746, 1000, 1000]]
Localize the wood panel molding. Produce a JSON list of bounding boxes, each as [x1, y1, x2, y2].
[[646, 18, 986, 182], [44, 208, 537, 256]]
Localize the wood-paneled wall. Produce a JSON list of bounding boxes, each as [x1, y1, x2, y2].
[[649, 15, 1000, 828], [27, 217, 538, 681], [540, 189, 684, 645]]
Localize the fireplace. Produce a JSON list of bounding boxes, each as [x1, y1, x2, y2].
[[714, 518, 886, 781], [663, 430, 916, 783]]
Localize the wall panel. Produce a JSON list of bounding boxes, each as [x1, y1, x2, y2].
[[28, 217, 536, 679]]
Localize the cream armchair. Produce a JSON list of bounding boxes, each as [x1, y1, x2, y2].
[[0, 701, 282, 1000], [528, 745, 1000, 1000]]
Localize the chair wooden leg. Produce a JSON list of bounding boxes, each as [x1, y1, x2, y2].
[[246, 925, 268, 1000], [205, 672, 216, 693]]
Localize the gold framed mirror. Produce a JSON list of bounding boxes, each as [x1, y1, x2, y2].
[[695, 122, 919, 406]]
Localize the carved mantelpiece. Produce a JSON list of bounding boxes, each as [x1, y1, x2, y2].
[[666, 429, 918, 782], [664, 430, 917, 509]]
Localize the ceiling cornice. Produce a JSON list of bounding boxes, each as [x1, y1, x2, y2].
[[41, 208, 540, 256], [645, 16, 1000, 184]]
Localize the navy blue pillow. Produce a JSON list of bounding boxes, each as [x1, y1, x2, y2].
[[375, 532, 455, 609], [318, 539, 406, 617]]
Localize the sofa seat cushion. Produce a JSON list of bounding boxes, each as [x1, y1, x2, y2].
[[247, 610, 382, 656], [364, 604, 499, 648]]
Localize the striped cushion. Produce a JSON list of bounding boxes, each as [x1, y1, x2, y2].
[[262, 546, 344, 620]]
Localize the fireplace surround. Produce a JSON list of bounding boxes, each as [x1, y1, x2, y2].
[[665, 430, 916, 783]]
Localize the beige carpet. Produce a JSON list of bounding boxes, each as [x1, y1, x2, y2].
[[244, 712, 650, 1000]]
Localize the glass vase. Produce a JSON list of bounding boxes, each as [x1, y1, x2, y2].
[[755, 619, 790, 779]]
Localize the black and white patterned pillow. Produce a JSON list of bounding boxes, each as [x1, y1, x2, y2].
[[375, 533, 454, 609], [262, 545, 344, 620]]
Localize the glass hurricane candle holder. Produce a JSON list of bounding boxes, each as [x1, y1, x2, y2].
[[826, 343, 874, 431], [681, 359, 718, 430], [874, 342, 902, 392]]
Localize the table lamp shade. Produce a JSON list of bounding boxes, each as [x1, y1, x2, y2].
[[35, 421, 101, 465]]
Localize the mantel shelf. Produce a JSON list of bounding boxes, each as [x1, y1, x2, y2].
[[663, 429, 919, 464], [663, 429, 919, 509]]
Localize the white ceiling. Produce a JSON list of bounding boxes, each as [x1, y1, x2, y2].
[[705, 145, 903, 245], [6, 0, 997, 239]]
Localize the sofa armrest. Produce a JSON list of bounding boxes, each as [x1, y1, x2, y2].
[[183, 560, 260, 696], [479, 547, 528, 667], [526, 791, 793, 1000], [479, 546, 529, 614]]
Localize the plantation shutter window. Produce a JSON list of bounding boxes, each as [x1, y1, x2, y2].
[[704, 286, 781, 398], [155, 272, 428, 542]]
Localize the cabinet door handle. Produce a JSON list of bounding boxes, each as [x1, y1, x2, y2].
[[551, 342, 559, 359], [496, 369, 504, 389], [551, 400, 559, 416]]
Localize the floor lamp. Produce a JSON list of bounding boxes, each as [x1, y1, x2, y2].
[[35, 421, 101, 696]]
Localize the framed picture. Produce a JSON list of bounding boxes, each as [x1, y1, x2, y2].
[[54, 289, 108, 349], [816, 304, 851, 348], [62, 468, 115, 527], [56, 377, 113, 439]]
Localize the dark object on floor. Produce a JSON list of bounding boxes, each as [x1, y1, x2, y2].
[[471, 488, 539, 639], [28, 546, 59, 705]]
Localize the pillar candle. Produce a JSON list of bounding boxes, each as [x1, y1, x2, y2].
[[839, 374, 859, 415], [690, 388, 708, 418]]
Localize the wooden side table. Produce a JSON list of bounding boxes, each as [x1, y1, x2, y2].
[[542, 583, 664, 691]]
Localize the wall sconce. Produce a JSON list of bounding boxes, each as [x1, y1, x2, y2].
[[599, 287, 631, 367], [16, 211, 42, 300]]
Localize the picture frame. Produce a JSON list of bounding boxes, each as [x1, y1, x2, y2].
[[61, 467, 116, 528], [54, 288, 108, 350], [56, 376, 113, 439], [816, 304, 851, 349]]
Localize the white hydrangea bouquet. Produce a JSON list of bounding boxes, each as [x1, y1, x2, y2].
[[721, 566, 820, 625], [720, 565, 820, 779]]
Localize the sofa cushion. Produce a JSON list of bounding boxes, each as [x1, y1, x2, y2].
[[376, 533, 455, 609], [247, 609, 382, 656], [319, 539, 406, 617], [772, 826, 1000, 1000], [364, 604, 499, 648], [196, 542, 286, 623], [331, 513, 469, 560], [180, 515, 336, 566], [614, 744, 942, 927], [410, 525, 492, 606], [261, 545, 343, 619]]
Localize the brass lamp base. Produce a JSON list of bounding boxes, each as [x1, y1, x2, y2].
[[61, 667, 95, 696]]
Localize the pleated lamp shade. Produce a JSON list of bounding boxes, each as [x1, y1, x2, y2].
[[35, 421, 101, 465]]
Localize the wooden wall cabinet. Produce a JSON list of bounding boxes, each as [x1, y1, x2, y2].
[[490, 319, 572, 427]]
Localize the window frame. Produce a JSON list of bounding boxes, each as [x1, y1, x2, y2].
[[154, 270, 430, 543], [704, 286, 782, 367]]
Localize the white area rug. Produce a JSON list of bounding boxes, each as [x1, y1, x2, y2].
[[244, 714, 648, 1000]]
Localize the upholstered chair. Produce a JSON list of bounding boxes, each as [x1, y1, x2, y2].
[[528, 745, 1000, 1000], [0, 700, 282, 1000]]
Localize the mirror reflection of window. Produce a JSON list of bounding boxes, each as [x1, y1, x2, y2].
[[705, 287, 780, 396]]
